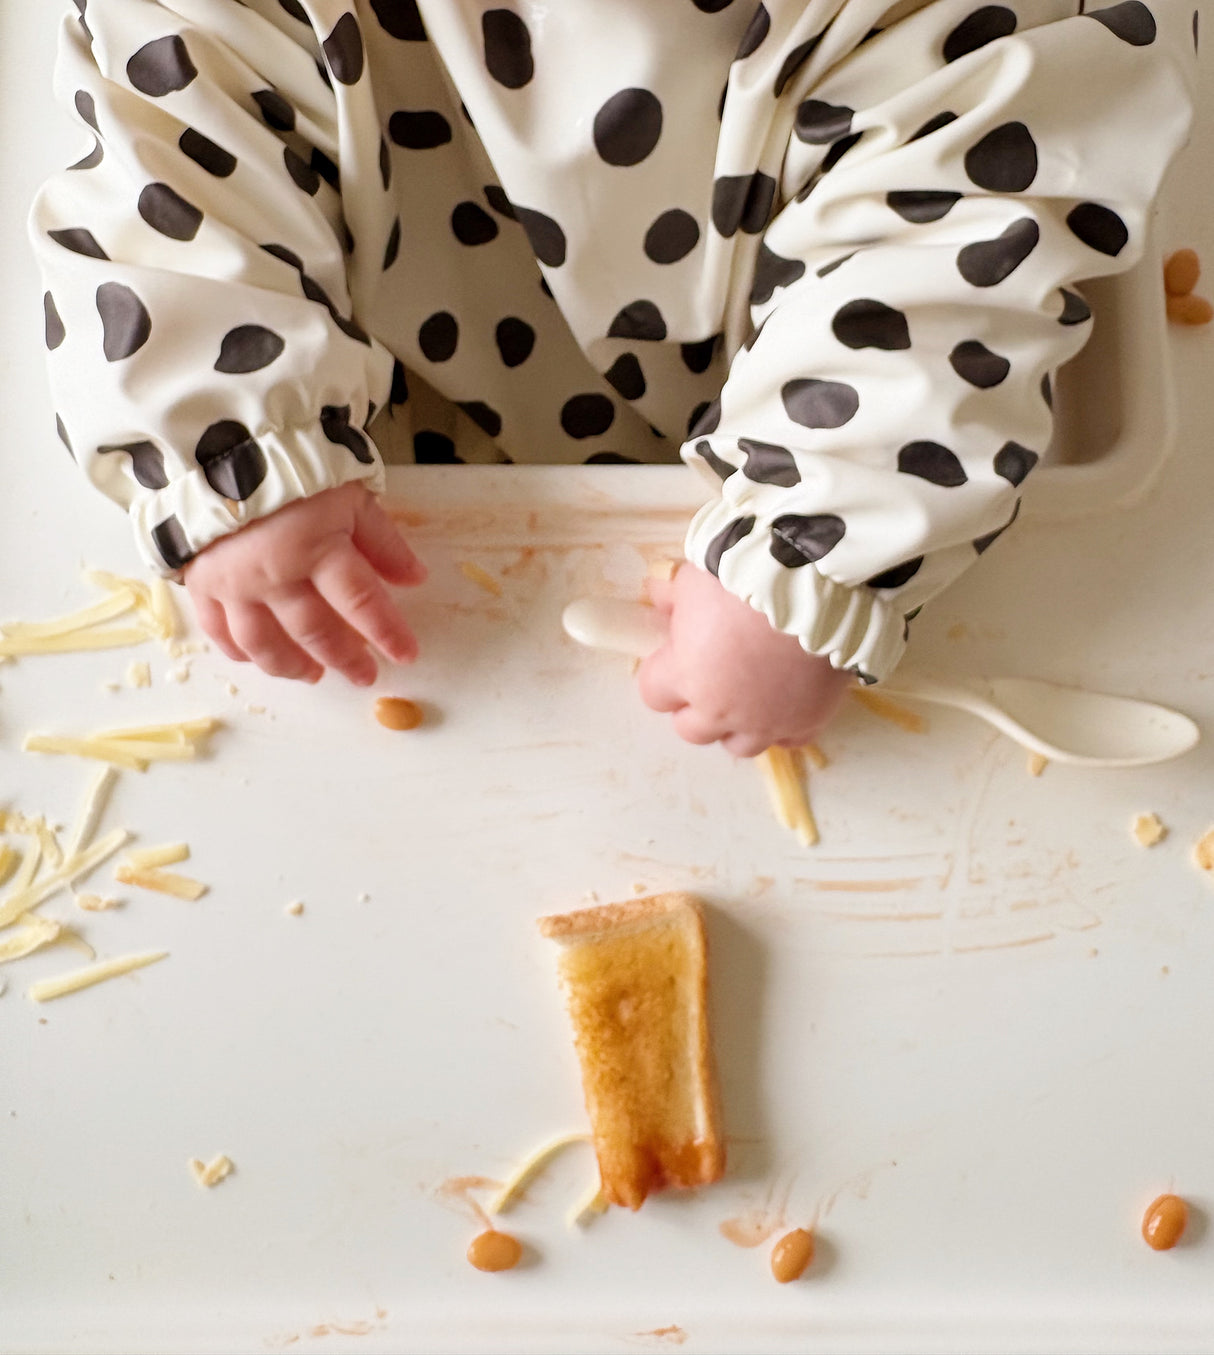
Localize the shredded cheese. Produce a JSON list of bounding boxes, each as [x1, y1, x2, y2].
[[802, 742, 829, 771], [567, 1180, 610, 1228], [100, 718, 219, 743], [65, 766, 119, 860], [23, 735, 147, 771], [851, 688, 928, 734], [114, 864, 207, 901], [487, 1132, 592, 1215], [0, 828, 130, 930], [1133, 813, 1167, 848], [1027, 752, 1049, 777], [0, 915, 61, 964], [0, 845, 16, 888], [74, 893, 120, 912], [189, 1154, 234, 1187], [126, 660, 152, 688], [0, 589, 136, 640], [28, 949, 167, 1002], [458, 561, 503, 596], [0, 627, 151, 657], [1192, 828, 1214, 874], [124, 843, 189, 870], [759, 748, 819, 847], [150, 577, 177, 640]]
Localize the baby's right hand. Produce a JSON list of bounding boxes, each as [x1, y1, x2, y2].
[[183, 482, 426, 686]]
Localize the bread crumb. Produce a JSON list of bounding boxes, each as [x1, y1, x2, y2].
[[126, 661, 151, 689], [1192, 827, 1214, 875], [74, 892, 120, 912], [1133, 813, 1167, 848], [189, 1154, 234, 1188], [285, 899, 304, 916], [1027, 752, 1049, 777]]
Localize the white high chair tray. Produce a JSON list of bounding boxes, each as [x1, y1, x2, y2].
[[2, 7, 1213, 1354]]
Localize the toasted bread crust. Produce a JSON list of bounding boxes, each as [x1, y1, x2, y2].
[[540, 892, 724, 1209]]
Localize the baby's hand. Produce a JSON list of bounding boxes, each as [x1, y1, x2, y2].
[[183, 482, 425, 686], [637, 565, 852, 757]]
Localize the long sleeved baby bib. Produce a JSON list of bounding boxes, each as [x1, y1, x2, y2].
[[32, 0, 1194, 679]]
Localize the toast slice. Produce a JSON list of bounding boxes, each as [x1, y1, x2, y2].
[[538, 892, 725, 1210]]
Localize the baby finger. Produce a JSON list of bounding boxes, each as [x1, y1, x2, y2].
[[227, 602, 323, 684], [272, 584, 378, 687]]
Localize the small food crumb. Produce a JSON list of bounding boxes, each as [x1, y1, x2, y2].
[[0, 979, 7, 997], [770, 1228, 815, 1283], [466, 1228, 522, 1272], [245, 703, 266, 715], [946, 622, 969, 642], [1192, 827, 1214, 875], [1142, 1193, 1188, 1250], [225, 681, 239, 696], [1164, 248, 1201, 297], [165, 665, 190, 683], [1133, 813, 1167, 848], [374, 696, 423, 731], [126, 661, 151, 689], [189, 1154, 234, 1188], [285, 899, 304, 916], [102, 681, 121, 693], [74, 893, 120, 912], [357, 892, 370, 904], [459, 561, 503, 596], [1026, 752, 1049, 777]]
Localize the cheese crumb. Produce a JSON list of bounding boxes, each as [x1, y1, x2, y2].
[[126, 661, 151, 689], [1133, 813, 1167, 848], [165, 665, 190, 684], [1192, 828, 1214, 875], [1027, 753, 1049, 777], [356, 892, 370, 904], [189, 1154, 234, 1188], [285, 899, 304, 916], [74, 893, 120, 912]]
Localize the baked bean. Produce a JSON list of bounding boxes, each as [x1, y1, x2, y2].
[[1167, 292, 1214, 326], [1164, 248, 1201, 297], [1142, 1194, 1188, 1251], [467, 1228, 523, 1272], [770, 1227, 814, 1283], [374, 696, 423, 730]]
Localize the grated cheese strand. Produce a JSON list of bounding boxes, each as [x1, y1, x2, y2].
[[0, 845, 16, 888], [114, 864, 207, 901], [759, 748, 819, 847], [0, 627, 151, 657], [124, 842, 189, 870], [851, 687, 928, 734], [0, 589, 136, 640], [0, 828, 130, 930], [28, 949, 167, 1002], [23, 735, 146, 771], [566, 1180, 610, 1228], [487, 1132, 593, 1215], [65, 765, 119, 860], [0, 915, 62, 964]]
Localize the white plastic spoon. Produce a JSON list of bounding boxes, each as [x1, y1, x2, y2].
[[560, 597, 1200, 769]]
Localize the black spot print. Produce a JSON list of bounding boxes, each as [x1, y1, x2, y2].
[[816, 251, 856, 278], [97, 439, 168, 489], [74, 89, 99, 131], [608, 300, 667, 342], [539, 276, 553, 298], [887, 190, 961, 223], [333, 311, 370, 347], [252, 89, 295, 132], [138, 183, 203, 240], [418, 311, 458, 362], [644, 209, 700, 264], [311, 148, 340, 189], [179, 128, 236, 177], [44, 293, 65, 350], [278, 0, 308, 20], [316, 58, 332, 90], [680, 336, 719, 374], [323, 13, 364, 84], [127, 35, 197, 96], [1066, 202, 1128, 256], [711, 172, 776, 237], [993, 441, 1038, 485], [1058, 288, 1092, 325], [388, 109, 451, 148], [593, 88, 663, 166], [688, 397, 721, 437], [49, 227, 109, 259], [69, 140, 104, 171], [320, 404, 373, 463], [693, 439, 735, 479], [949, 340, 1010, 387], [605, 353, 646, 400], [782, 379, 859, 429], [705, 515, 755, 575], [585, 451, 641, 464], [1041, 372, 1053, 407], [390, 359, 409, 407], [770, 513, 846, 567], [73, 0, 92, 42], [514, 206, 566, 266], [56, 414, 74, 457], [379, 137, 392, 189], [495, 316, 535, 367], [692, 0, 734, 10], [831, 298, 910, 351], [964, 122, 1037, 192], [909, 110, 958, 141], [414, 431, 462, 462], [284, 147, 320, 194], [152, 515, 194, 570], [371, 0, 426, 40], [973, 498, 1020, 553], [749, 243, 806, 305], [739, 437, 800, 486], [718, 80, 729, 121], [1087, 0, 1156, 44], [943, 5, 1016, 60], [96, 282, 151, 361], [957, 218, 1039, 286], [743, 315, 769, 350], [458, 401, 503, 438], [260, 242, 304, 272], [773, 33, 825, 97], [866, 557, 923, 588], [822, 130, 863, 171], [735, 3, 770, 57], [482, 9, 534, 89], [897, 441, 967, 486], [560, 394, 616, 439], [483, 185, 516, 220], [794, 100, 853, 145], [214, 324, 285, 374], [383, 217, 401, 270], [195, 420, 267, 499], [451, 201, 499, 245], [1194, 8, 1200, 51]]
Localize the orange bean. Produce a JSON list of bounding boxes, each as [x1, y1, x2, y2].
[[466, 1229, 523, 1272], [374, 696, 423, 731], [1166, 292, 1213, 327], [770, 1228, 815, 1283], [1164, 248, 1201, 297], [1142, 1194, 1187, 1251]]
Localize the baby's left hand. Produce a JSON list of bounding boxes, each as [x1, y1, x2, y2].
[[637, 565, 853, 758]]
